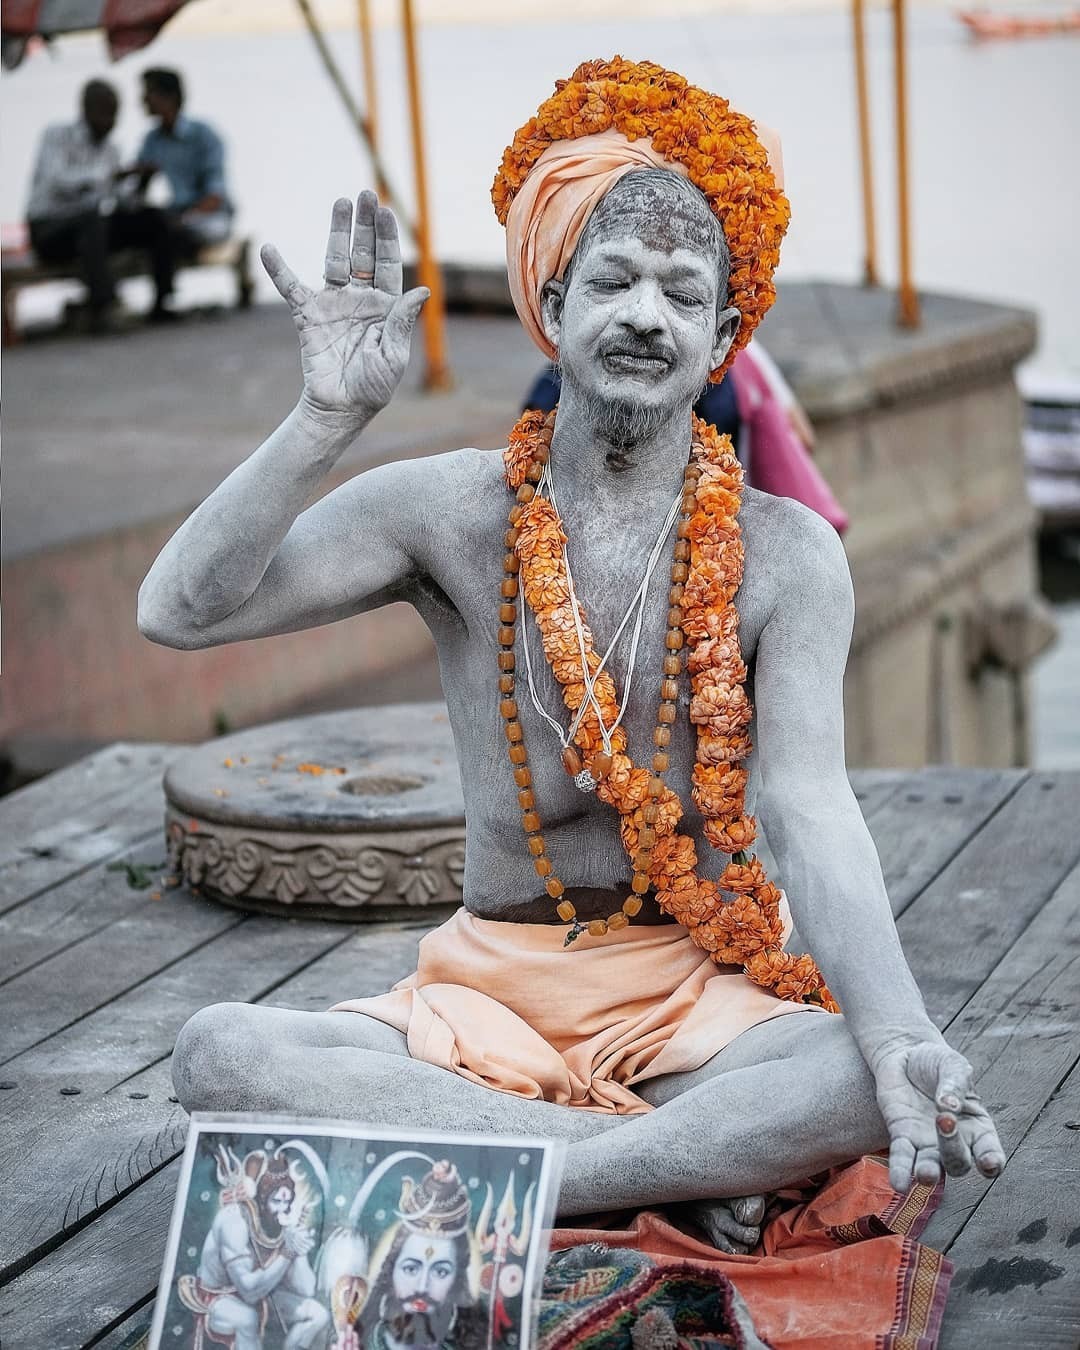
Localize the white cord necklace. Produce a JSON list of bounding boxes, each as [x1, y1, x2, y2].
[[520, 459, 683, 792]]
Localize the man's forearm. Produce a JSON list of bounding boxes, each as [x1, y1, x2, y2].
[[762, 789, 940, 1065], [137, 398, 368, 645]]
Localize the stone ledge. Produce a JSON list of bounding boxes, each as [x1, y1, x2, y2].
[[414, 263, 1039, 421], [850, 503, 1039, 654]]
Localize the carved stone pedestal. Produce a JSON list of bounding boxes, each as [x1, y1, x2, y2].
[[163, 703, 466, 920]]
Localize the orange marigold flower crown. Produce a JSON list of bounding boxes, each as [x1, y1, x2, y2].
[[491, 56, 791, 381]]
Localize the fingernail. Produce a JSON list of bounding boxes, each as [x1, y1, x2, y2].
[[936, 1114, 957, 1135], [942, 1094, 961, 1111]]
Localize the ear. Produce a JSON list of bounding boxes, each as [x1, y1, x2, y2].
[[710, 305, 742, 371], [540, 279, 566, 351]]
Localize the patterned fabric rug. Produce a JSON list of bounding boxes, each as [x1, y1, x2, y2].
[[546, 1157, 953, 1350], [538, 1244, 772, 1349]]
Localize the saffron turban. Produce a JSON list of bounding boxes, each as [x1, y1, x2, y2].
[[493, 58, 789, 381]]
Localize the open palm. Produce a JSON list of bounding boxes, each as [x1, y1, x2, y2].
[[261, 190, 428, 423], [875, 1039, 1005, 1192]]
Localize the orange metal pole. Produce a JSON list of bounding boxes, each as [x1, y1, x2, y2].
[[401, 0, 451, 390], [892, 0, 920, 326], [357, 0, 387, 198], [852, 0, 879, 286]]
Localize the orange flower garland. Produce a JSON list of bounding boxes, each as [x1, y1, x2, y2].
[[504, 410, 838, 1012], [491, 56, 790, 382]]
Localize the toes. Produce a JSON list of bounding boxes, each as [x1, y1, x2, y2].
[[685, 1201, 760, 1252], [734, 1195, 767, 1226]]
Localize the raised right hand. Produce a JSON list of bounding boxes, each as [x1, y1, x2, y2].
[[261, 190, 429, 425]]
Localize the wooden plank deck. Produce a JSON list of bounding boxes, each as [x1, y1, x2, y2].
[[0, 746, 1077, 1349]]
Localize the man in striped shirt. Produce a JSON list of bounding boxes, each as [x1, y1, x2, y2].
[[26, 80, 177, 332]]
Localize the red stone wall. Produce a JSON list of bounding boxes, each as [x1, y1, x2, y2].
[[1, 513, 436, 744]]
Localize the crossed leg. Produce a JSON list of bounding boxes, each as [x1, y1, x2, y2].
[[173, 1003, 887, 1223]]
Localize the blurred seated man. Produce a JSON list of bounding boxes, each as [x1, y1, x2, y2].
[[26, 79, 177, 333], [132, 67, 234, 263]]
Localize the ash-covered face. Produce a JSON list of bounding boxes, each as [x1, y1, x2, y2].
[[541, 170, 740, 449]]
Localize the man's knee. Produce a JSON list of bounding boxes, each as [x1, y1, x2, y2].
[[172, 1001, 266, 1112]]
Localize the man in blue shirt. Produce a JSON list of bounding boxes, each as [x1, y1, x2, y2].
[[129, 67, 234, 315]]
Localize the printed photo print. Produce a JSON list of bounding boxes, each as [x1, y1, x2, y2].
[[149, 1115, 564, 1350]]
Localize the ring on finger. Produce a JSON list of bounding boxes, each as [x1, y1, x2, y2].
[[351, 269, 375, 282], [324, 274, 349, 288]]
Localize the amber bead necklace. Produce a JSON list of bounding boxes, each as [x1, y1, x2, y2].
[[497, 411, 702, 943]]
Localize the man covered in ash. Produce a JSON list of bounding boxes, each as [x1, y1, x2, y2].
[[143, 59, 1004, 1270]]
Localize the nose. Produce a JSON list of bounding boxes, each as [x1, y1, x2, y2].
[[614, 279, 666, 338]]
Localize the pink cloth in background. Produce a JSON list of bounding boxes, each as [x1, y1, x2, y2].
[[733, 346, 849, 534]]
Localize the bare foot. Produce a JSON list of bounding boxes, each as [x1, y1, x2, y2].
[[681, 1194, 766, 1254]]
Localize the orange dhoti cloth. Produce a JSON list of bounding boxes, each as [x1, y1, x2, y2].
[[332, 906, 822, 1113]]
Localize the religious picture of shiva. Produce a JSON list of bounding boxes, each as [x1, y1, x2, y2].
[[147, 1117, 563, 1350]]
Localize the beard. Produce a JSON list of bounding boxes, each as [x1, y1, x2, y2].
[[557, 338, 705, 453], [378, 1291, 459, 1348]]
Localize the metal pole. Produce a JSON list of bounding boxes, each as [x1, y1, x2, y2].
[[294, 0, 412, 237], [401, 0, 451, 390], [892, 0, 920, 327], [356, 0, 387, 198], [852, 0, 879, 286]]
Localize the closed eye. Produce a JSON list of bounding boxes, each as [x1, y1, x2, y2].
[[669, 292, 704, 307], [589, 279, 627, 292]]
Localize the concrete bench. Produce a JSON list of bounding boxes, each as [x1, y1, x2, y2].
[[0, 233, 255, 343]]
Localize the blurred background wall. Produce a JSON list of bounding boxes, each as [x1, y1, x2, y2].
[[2, 0, 1078, 783]]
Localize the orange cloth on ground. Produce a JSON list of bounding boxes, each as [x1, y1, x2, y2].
[[550, 1158, 954, 1350], [331, 906, 821, 1113]]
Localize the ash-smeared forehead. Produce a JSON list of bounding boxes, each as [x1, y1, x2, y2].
[[564, 168, 730, 303]]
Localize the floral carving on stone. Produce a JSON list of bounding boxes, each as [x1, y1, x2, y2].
[[306, 846, 389, 905]]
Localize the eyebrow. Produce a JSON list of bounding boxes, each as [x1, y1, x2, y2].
[[585, 248, 713, 283]]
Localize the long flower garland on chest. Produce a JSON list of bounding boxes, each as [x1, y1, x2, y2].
[[498, 408, 838, 1012]]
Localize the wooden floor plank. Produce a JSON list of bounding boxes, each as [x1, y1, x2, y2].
[[0, 866, 242, 1064], [0, 744, 169, 872], [262, 919, 428, 1009], [0, 1160, 179, 1350], [0, 836, 172, 987], [921, 859, 1080, 1250], [896, 773, 1080, 1027], [848, 768, 910, 821], [938, 1058, 1080, 1349], [91, 1305, 154, 1350], [0, 774, 169, 920], [3, 760, 1075, 1348], [860, 768, 1026, 917], [0, 914, 349, 1280]]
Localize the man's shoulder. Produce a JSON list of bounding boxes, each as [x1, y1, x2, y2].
[[741, 486, 851, 608], [382, 445, 507, 500], [742, 486, 845, 560], [186, 116, 224, 144], [353, 445, 509, 537]]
